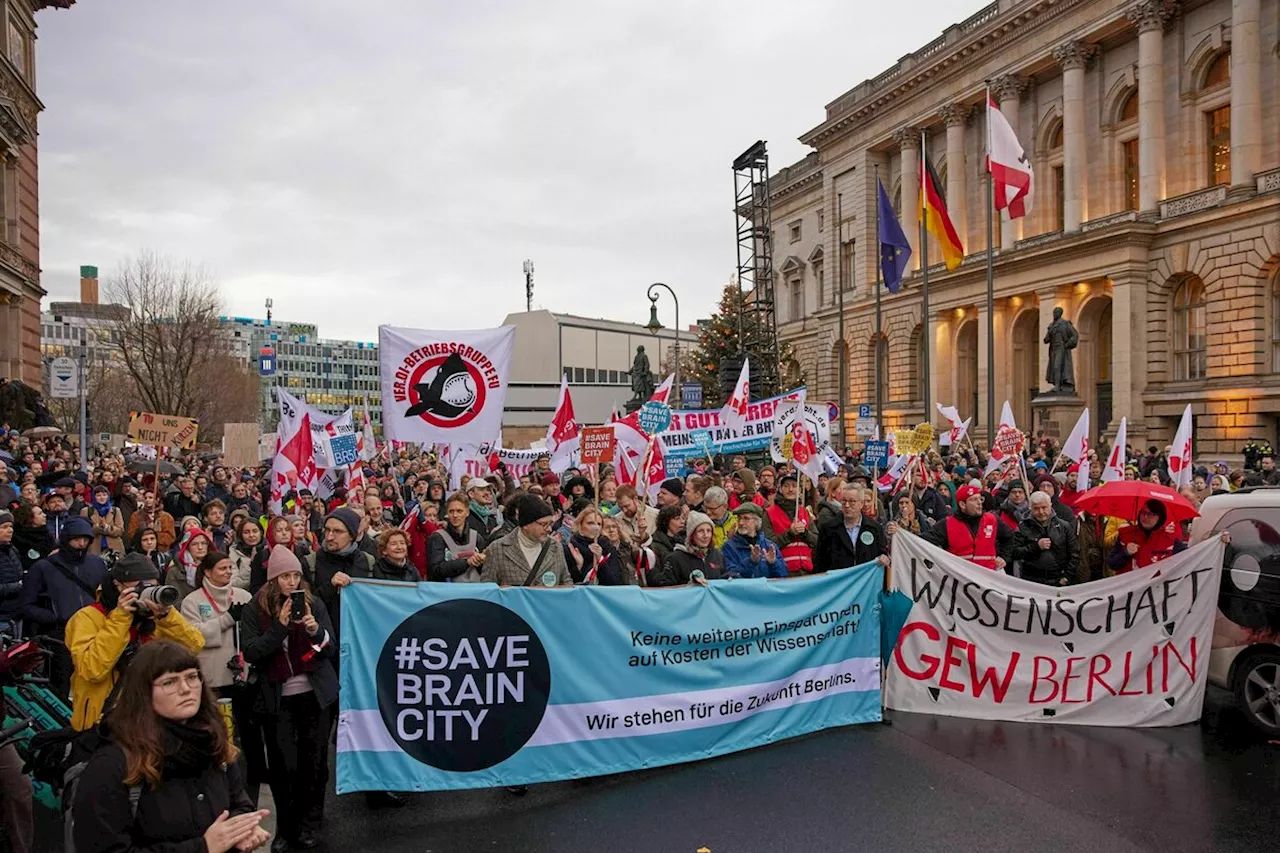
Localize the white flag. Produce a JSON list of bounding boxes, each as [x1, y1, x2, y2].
[[1100, 417, 1128, 483], [270, 388, 316, 514], [987, 92, 1033, 219], [983, 401, 1018, 476], [1061, 408, 1090, 463], [935, 403, 970, 445], [1168, 405, 1194, 489], [721, 357, 752, 436], [379, 325, 515, 448]]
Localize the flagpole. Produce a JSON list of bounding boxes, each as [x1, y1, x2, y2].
[[920, 130, 931, 425], [837, 192, 847, 447], [985, 84, 996, 450], [874, 167, 883, 431]]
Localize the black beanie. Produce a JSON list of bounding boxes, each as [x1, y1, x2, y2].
[[513, 494, 554, 527], [660, 478, 684, 499], [325, 507, 361, 539], [110, 552, 160, 583]]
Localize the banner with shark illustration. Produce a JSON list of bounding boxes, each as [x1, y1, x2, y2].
[[379, 325, 516, 449]]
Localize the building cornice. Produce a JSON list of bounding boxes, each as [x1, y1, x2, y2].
[[800, 0, 1090, 148]]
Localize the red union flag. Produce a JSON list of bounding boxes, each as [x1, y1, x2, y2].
[[380, 325, 515, 447], [1101, 417, 1128, 483], [270, 388, 315, 514], [721, 356, 752, 436], [545, 374, 580, 471], [987, 93, 1034, 220]]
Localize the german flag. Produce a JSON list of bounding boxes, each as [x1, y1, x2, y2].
[[920, 152, 964, 270]]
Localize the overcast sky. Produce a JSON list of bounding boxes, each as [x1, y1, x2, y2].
[[36, 0, 964, 342]]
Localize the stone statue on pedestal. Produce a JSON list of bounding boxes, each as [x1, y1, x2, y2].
[[1044, 307, 1079, 394], [627, 345, 655, 405]]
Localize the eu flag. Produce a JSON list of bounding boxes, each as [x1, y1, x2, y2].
[[877, 178, 911, 294]]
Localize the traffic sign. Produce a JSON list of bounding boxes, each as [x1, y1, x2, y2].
[[854, 417, 877, 437], [681, 382, 703, 409], [857, 404, 872, 419], [49, 356, 78, 399], [827, 402, 840, 424], [638, 401, 672, 435]]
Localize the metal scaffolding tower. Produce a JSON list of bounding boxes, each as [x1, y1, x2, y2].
[[732, 140, 781, 397]]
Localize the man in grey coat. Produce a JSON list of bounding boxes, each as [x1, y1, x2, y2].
[[480, 494, 574, 588]]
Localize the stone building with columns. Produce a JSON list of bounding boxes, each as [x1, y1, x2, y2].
[[771, 0, 1279, 458], [0, 1, 74, 388]]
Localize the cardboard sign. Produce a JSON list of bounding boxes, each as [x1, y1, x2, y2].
[[222, 423, 262, 468], [894, 423, 935, 456], [128, 411, 200, 450], [579, 426, 615, 464], [994, 425, 1025, 456]]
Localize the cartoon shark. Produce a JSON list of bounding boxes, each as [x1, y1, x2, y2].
[[406, 352, 472, 419]]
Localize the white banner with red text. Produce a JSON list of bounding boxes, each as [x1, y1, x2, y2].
[[884, 532, 1225, 727]]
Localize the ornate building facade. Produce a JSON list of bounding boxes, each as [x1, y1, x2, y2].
[[0, 1, 73, 387], [772, 0, 1279, 457]]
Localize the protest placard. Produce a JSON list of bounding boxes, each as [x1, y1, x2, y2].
[[127, 411, 200, 450], [222, 423, 261, 468], [579, 426, 615, 464]]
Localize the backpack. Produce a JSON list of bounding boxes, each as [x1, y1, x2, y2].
[[27, 725, 142, 853]]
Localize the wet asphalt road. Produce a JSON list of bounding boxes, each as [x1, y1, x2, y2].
[[34, 688, 1279, 853]]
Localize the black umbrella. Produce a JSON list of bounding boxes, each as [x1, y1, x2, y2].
[[125, 457, 184, 476]]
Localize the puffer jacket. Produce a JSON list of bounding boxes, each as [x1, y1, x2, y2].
[[651, 544, 724, 587], [17, 517, 109, 628], [1012, 514, 1080, 586], [0, 541, 23, 622], [65, 601, 205, 730]]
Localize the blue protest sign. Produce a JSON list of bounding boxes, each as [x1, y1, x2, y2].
[[329, 432, 359, 467], [337, 567, 882, 792], [638, 401, 672, 435], [862, 440, 889, 467], [691, 429, 713, 455]]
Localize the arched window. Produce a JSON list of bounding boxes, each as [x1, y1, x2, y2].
[[1119, 91, 1138, 123], [1120, 90, 1139, 211], [1048, 121, 1063, 151], [1047, 120, 1065, 231], [1173, 277, 1207, 380], [1204, 52, 1230, 89]]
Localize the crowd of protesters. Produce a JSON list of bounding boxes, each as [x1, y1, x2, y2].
[[0, 422, 1269, 853]]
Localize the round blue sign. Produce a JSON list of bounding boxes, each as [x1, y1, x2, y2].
[[638, 401, 673, 435]]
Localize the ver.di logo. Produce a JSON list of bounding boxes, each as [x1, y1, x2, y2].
[[377, 600, 551, 771]]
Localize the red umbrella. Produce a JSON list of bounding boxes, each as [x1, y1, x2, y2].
[[1073, 481, 1200, 524]]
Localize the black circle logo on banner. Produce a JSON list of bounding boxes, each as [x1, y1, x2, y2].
[[376, 599, 551, 772]]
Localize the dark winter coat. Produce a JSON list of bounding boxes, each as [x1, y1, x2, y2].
[[71, 733, 254, 853], [427, 524, 484, 582], [1012, 514, 1081, 586], [0, 541, 22, 621], [563, 533, 624, 585], [812, 514, 888, 574], [18, 518, 109, 627], [248, 543, 312, 595], [650, 529, 680, 573], [11, 523, 53, 571], [308, 546, 376, 642], [907, 487, 951, 525], [651, 545, 724, 587], [238, 595, 338, 715], [372, 556, 418, 583]]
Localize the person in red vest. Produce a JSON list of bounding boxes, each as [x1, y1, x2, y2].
[[921, 483, 1015, 571], [765, 472, 817, 575], [1105, 499, 1186, 573]]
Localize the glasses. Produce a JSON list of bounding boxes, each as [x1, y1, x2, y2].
[[533, 519, 555, 529], [154, 671, 203, 694]]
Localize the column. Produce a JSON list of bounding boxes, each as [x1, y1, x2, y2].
[[1110, 274, 1146, 445], [1127, 1, 1173, 214], [1052, 41, 1095, 231], [1230, 0, 1262, 189], [992, 75, 1028, 249], [894, 128, 920, 272], [940, 105, 969, 249]]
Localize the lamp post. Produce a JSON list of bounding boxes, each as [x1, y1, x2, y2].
[[644, 282, 679, 397]]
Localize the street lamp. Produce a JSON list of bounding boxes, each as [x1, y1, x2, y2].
[[643, 282, 679, 397]]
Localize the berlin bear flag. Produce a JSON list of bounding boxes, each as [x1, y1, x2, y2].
[[884, 532, 1225, 726], [379, 325, 515, 447]]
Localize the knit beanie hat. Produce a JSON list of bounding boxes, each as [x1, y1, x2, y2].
[[513, 493, 554, 527], [109, 552, 160, 583], [685, 511, 714, 540], [0, 510, 12, 527], [325, 507, 361, 539], [659, 478, 684, 499], [267, 544, 303, 582]]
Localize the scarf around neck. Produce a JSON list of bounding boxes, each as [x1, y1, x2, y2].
[[469, 500, 492, 520]]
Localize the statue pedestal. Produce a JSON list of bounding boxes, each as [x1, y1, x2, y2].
[[1032, 392, 1086, 441], [624, 398, 644, 415]]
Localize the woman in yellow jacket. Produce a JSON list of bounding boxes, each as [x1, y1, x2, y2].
[[65, 552, 205, 731]]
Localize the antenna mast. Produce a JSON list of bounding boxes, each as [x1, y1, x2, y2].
[[523, 260, 535, 312]]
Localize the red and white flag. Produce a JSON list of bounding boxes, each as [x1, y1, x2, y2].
[[720, 357, 751, 436], [545, 374, 580, 472], [1100, 417, 1128, 483], [638, 438, 666, 503], [983, 401, 1018, 476], [1168, 405, 1194, 489], [1061, 408, 1090, 463], [986, 92, 1034, 220], [270, 389, 316, 514], [935, 402, 971, 445]]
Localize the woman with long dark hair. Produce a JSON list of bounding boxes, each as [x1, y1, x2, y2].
[[70, 640, 271, 853], [239, 546, 337, 851], [249, 517, 310, 594], [229, 517, 267, 592]]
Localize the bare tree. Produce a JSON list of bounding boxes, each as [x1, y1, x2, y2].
[[104, 252, 223, 418]]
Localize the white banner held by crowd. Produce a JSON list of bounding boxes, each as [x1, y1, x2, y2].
[[884, 532, 1225, 727], [379, 325, 515, 448]]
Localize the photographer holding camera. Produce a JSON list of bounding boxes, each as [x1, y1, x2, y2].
[[65, 552, 206, 731]]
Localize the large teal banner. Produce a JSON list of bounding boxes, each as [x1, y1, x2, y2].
[[336, 568, 883, 792]]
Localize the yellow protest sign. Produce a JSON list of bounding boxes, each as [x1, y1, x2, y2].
[[127, 411, 200, 450]]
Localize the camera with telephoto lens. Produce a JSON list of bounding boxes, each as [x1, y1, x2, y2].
[[135, 581, 180, 608]]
